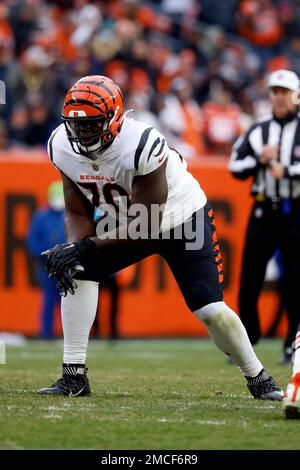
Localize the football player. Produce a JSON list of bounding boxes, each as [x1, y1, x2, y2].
[[283, 324, 300, 418], [38, 75, 282, 400]]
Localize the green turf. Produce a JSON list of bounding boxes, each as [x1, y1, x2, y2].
[[0, 338, 298, 450]]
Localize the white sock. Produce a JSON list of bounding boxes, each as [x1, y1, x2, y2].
[[62, 280, 99, 364], [292, 329, 300, 375], [194, 301, 263, 377]]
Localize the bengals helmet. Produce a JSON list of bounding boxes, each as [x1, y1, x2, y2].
[[62, 75, 124, 157]]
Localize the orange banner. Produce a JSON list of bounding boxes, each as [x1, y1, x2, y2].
[[0, 151, 286, 337]]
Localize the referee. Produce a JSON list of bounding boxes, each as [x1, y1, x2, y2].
[[229, 69, 300, 364]]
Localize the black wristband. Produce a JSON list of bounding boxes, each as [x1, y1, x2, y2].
[[76, 237, 97, 262]]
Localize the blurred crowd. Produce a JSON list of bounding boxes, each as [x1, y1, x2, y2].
[[1, 0, 300, 158]]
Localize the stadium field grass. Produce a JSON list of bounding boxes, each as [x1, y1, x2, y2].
[[0, 338, 298, 450]]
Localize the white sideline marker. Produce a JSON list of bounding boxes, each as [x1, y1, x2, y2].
[[0, 341, 6, 364]]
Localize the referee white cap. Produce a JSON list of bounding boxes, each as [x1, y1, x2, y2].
[[268, 69, 299, 91]]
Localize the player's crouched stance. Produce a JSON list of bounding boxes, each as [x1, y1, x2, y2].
[[38, 75, 282, 401]]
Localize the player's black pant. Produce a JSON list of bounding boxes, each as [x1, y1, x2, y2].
[[77, 203, 224, 312], [239, 199, 300, 350]]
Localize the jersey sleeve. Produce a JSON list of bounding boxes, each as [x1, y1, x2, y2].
[[134, 127, 168, 176], [47, 126, 63, 170]]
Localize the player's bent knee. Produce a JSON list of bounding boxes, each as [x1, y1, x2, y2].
[[193, 301, 229, 322], [61, 280, 99, 309]]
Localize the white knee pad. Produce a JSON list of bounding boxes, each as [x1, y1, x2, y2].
[[62, 279, 99, 319], [194, 301, 228, 322]]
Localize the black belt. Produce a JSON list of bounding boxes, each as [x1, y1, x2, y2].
[[254, 195, 300, 213]]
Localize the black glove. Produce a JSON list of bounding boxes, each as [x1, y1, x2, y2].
[[41, 237, 97, 278], [56, 264, 84, 297]]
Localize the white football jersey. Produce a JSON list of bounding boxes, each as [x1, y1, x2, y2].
[[47, 116, 206, 232]]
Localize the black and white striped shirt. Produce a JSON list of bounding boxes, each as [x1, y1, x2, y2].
[[229, 112, 300, 199]]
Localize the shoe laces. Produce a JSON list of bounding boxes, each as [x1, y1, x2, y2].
[[291, 372, 300, 385], [51, 375, 86, 394], [247, 370, 280, 398]]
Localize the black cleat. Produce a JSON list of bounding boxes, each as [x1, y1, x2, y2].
[[246, 369, 283, 401], [38, 364, 91, 397]]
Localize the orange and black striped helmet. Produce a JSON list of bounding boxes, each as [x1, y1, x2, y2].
[[62, 75, 124, 156]]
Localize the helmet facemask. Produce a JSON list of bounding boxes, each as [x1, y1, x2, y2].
[[62, 110, 116, 158]]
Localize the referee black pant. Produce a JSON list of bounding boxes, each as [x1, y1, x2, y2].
[[239, 198, 300, 350]]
